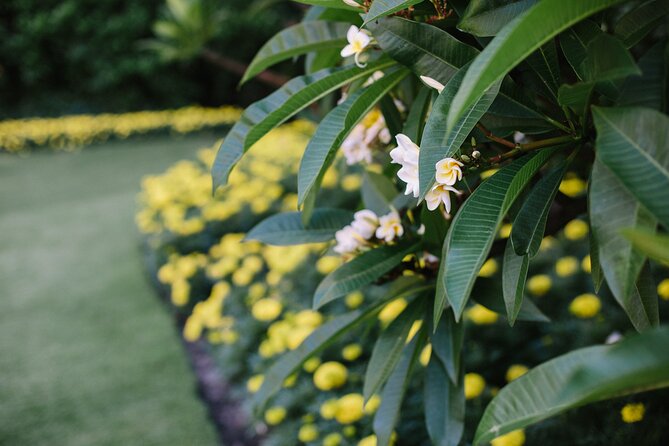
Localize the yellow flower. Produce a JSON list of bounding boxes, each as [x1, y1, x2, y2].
[[334, 393, 365, 424], [491, 429, 526, 446], [171, 279, 191, 306], [564, 219, 589, 240], [657, 279, 669, 300], [345, 291, 364, 309], [581, 255, 592, 273], [364, 395, 381, 414], [499, 224, 512, 239], [313, 361, 348, 390], [251, 298, 283, 321], [286, 326, 314, 350], [248, 283, 266, 301], [358, 435, 377, 446], [264, 406, 287, 425], [466, 304, 499, 325], [317, 256, 342, 275], [621, 403, 645, 423], [539, 236, 556, 252], [303, 357, 322, 373], [298, 424, 319, 442], [183, 317, 203, 342], [555, 256, 578, 277], [343, 425, 357, 437], [505, 364, 529, 382], [294, 310, 323, 328], [247, 374, 264, 393], [419, 344, 432, 366], [232, 268, 254, 286], [407, 320, 423, 342], [478, 258, 498, 277], [320, 398, 339, 419], [527, 274, 552, 297], [323, 433, 343, 446], [342, 344, 363, 361], [569, 293, 601, 319], [342, 174, 362, 191], [378, 298, 408, 324], [559, 176, 586, 197], [464, 373, 485, 399]]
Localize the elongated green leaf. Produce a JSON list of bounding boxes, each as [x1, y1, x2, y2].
[[511, 162, 567, 256], [590, 159, 657, 331], [431, 310, 463, 384], [212, 59, 394, 190], [447, 0, 626, 132], [298, 68, 409, 206], [615, 0, 669, 48], [558, 81, 595, 117], [473, 278, 550, 322], [618, 41, 668, 111], [458, 0, 538, 37], [363, 0, 423, 25], [402, 87, 433, 142], [373, 335, 422, 446], [622, 227, 669, 265], [440, 148, 561, 320], [632, 262, 660, 328], [246, 208, 353, 245], [474, 327, 669, 444], [419, 66, 500, 199], [361, 170, 398, 216], [370, 17, 478, 85], [293, 0, 359, 10], [303, 4, 363, 22], [585, 34, 641, 82], [242, 21, 349, 85], [364, 299, 424, 401], [424, 359, 465, 446], [593, 106, 669, 229], [502, 238, 529, 326], [314, 241, 420, 309], [524, 41, 560, 100], [588, 222, 605, 292]]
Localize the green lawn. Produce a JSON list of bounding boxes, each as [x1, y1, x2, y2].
[[0, 134, 221, 446]]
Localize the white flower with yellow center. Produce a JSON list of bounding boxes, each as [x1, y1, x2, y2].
[[341, 25, 372, 67], [435, 157, 464, 186], [334, 225, 364, 255], [351, 209, 379, 239], [425, 183, 459, 213], [419, 75, 445, 93], [341, 125, 372, 165], [375, 210, 404, 242], [390, 133, 420, 197]]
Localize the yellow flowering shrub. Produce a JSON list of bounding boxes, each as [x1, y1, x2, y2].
[[0, 106, 241, 152]]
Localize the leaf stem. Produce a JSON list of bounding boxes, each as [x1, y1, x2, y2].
[[476, 123, 516, 149], [487, 135, 580, 164]]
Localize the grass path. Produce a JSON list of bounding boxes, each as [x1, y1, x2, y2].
[[0, 135, 221, 446]]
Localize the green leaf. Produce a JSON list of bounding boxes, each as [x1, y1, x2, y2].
[[622, 227, 669, 265], [364, 298, 424, 401], [373, 335, 422, 446], [502, 238, 529, 326], [590, 159, 657, 331], [615, 0, 669, 48], [402, 87, 433, 142], [524, 41, 560, 100], [560, 19, 603, 81], [293, 0, 359, 10], [246, 208, 353, 245], [584, 34, 641, 82], [241, 21, 349, 85], [593, 106, 669, 229], [618, 41, 668, 111], [363, 0, 424, 25], [369, 17, 478, 85], [511, 161, 567, 257], [440, 148, 560, 320], [558, 81, 595, 117], [361, 170, 399, 216], [212, 59, 394, 190], [631, 261, 660, 328], [447, 0, 626, 132], [378, 95, 404, 136], [314, 241, 420, 309], [431, 310, 463, 383], [588, 221, 605, 293], [458, 0, 538, 37], [474, 326, 669, 444], [419, 66, 501, 199], [473, 278, 550, 323], [424, 359, 465, 446], [297, 68, 409, 206]]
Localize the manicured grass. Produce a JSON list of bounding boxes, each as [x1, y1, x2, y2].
[[0, 134, 221, 446]]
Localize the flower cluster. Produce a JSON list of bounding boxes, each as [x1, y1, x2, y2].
[[0, 106, 241, 152], [341, 108, 391, 166], [334, 209, 403, 256]]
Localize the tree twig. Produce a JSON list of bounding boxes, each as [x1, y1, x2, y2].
[[201, 48, 290, 89]]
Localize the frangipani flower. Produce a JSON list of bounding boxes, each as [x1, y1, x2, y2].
[[341, 25, 372, 67], [435, 157, 463, 186], [334, 225, 364, 255], [342, 0, 364, 8], [351, 210, 379, 239], [390, 133, 420, 198], [425, 183, 459, 213], [376, 210, 404, 242], [419, 75, 445, 93]]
